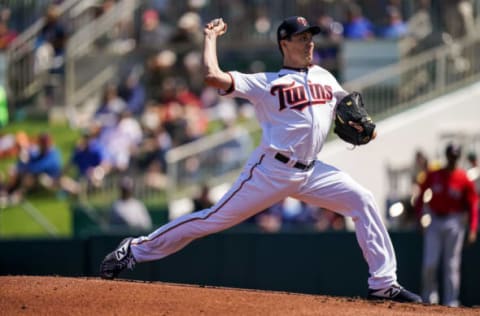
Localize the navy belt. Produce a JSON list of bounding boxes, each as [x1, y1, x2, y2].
[[274, 153, 315, 171]]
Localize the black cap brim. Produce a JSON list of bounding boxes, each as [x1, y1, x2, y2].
[[292, 25, 321, 36]]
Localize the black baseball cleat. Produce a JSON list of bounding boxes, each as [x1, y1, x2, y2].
[[367, 284, 422, 303], [100, 237, 136, 280]]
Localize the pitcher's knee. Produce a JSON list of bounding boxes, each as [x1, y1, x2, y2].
[[350, 188, 376, 211]]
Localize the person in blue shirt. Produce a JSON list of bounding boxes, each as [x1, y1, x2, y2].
[[342, 3, 375, 40], [60, 128, 109, 195], [69, 131, 106, 179], [376, 6, 408, 39], [118, 70, 146, 116], [7, 132, 62, 200]]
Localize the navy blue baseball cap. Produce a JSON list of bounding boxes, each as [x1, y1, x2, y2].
[[277, 16, 321, 43], [445, 142, 462, 158]]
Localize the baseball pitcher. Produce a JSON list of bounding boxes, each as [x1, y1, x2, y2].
[[100, 16, 422, 303]]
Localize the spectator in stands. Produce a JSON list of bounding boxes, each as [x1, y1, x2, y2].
[[0, 131, 30, 163], [443, 0, 476, 40], [192, 184, 214, 211], [376, 6, 407, 39], [439, 0, 475, 74], [156, 77, 201, 146], [402, 0, 433, 55], [33, 4, 68, 107], [314, 207, 346, 231], [118, 68, 147, 116], [169, 11, 203, 72], [174, 77, 202, 108], [467, 151, 478, 169], [177, 11, 202, 47], [182, 51, 204, 95], [0, 21, 17, 50], [94, 0, 136, 52], [174, 78, 208, 140], [252, 7, 272, 36], [411, 149, 441, 195], [342, 3, 375, 40], [0, 133, 19, 159], [396, 149, 440, 230], [253, 198, 345, 233], [412, 149, 430, 186], [35, 4, 67, 73], [138, 124, 171, 190], [60, 128, 109, 194], [466, 151, 480, 183], [117, 110, 143, 148], [315, 11, 343, 78], [281, 199, 316, 228], [109, 176, 152, 231], [0, 8, 15, 90], [6, 133, 62, 202], [138, 106, 172, 175], [94, 83, 127, 128], [138, 8, 172, 57], [97, 114, 138, 173], [162, 101, 190, 146], [145, 49, 177, 101]]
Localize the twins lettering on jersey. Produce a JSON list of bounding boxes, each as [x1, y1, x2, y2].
[[271, 81, 333, 111]]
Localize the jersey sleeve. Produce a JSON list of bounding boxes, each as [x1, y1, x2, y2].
[[219, 71, 268, 102], [327, 71, 348, 111], [330, 74, 346, 94]]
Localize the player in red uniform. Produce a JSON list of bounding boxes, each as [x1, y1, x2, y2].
[[415, 143, 478, 306]]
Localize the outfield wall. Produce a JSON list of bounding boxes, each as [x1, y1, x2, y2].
[[1, 232, 479, 306]]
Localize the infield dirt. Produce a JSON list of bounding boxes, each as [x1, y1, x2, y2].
[[1, 276, 478, 315]]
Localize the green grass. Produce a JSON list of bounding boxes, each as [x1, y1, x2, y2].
[[0, 117, 263, 239], [0, 194, 71, 238], [0, 120, 79, 238]]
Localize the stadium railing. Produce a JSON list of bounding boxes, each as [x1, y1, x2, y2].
[[5, 0, 140, 120], [6, 0, 97, 107]]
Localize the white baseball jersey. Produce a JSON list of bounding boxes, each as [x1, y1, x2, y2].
[[130, 65, 399, 291], [227, 66, 346, 161]]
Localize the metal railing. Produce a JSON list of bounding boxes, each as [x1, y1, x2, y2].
[[165, 124, 255, 202], [5, 0, 97, 106], [77, 171, 167, 208], [5, 0, 140, 116], [343, 32, 480, 118], [0, 0, 56, 32], [64, 0, 141, 127]]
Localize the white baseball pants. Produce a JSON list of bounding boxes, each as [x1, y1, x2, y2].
[[130, 148, 397, 290], [421, 212, 466, 306]]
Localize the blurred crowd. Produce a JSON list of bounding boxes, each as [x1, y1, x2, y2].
[[0, 0, 479, 232]]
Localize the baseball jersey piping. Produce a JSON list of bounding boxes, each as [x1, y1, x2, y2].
[[219, 72, 235, 96], [281, 65, 312, 72], [133, 154, 266, 246]]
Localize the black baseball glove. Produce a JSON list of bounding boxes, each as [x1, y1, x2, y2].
[[333, 92, 376, 146]]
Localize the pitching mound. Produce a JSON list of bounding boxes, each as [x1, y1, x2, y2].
[[1, 276, 478, 315]]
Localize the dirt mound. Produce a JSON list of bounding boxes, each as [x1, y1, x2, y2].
[[1, 276, 478, 315]]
